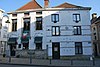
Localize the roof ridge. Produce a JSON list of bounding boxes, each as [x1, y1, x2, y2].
[[16, 0, 42, 11], [53, 2, 84, 8]]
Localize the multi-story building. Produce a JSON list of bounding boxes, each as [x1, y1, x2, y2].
[[91, 13, 100, 56], [6, 0, 92, 59]]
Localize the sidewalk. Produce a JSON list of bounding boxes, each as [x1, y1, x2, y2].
[[0, 55, 100, 67]]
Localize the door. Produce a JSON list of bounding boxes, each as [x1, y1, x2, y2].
[[52, 42, 60, 59], [10, 45, 16, 56]]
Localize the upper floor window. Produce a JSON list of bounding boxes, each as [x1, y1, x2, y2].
[[23, 18, 30, 31], [75, 42, 83, 54], [24, 12, 29, 16], [12, 19, 17, 31], [52, 26, 60, 36], [36, 11, 42, 15], [73, 14, 80, 23], [51, 14, 59, 23], [36, 17, 42, 30], [73, 26, 81, 35], [12, 13, 17, 17]]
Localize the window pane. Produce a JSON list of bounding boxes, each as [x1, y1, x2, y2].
[[24, 18, 30, 31], [12, 19, 17, 31], [73, 15, 76, 21], [56, 15, 59, 22], [77, 15, 80, 21], [52, 27, 55, 35], [77, 27, 81, 34], [52, 15, 55, 21], [75, 42, 82, 54], [56, 27, 59, 35]]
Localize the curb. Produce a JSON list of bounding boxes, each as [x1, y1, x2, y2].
[[0, 63, 93, 67], [0, 63, 65, 67]]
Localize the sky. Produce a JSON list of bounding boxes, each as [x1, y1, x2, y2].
[[0, 0, 100, 18]]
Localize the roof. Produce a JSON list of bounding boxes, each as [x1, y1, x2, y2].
[[91, 16, 100, 24], [53, 2, 90, 9], [17, 0, 42, 11]]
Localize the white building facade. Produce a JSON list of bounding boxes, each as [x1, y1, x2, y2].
[[7, 0, 92, 59]]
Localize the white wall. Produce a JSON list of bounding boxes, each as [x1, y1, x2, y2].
[[9, 8, 92, 56]]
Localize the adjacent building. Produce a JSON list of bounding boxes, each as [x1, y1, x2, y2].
[[6, 0, 92, 59], [0, 9, 8, 56], [91, 13, 100, 56]]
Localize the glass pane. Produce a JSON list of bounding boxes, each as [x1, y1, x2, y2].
[[74, 27, 77, 34], [73, 15, 76, 21], [52, 15, 55, 21], [77, 15, 80, 21], [56, 15, 59, 21], [75, 47, 78, 54], [56, 27, 59, 35], [78, 27, 81, 34], [52, 27, 55, 35]]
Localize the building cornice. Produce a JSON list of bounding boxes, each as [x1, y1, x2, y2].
[[7, 7, 91, 14]]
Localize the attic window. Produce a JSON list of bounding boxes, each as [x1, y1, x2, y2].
[[36, 11, 42, 15], [12, 14, 17, 17], [24, 12, 29, 16]]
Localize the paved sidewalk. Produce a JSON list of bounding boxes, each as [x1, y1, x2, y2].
[[0, 55, 100, 67]]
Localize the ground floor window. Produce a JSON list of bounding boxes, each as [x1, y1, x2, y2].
[[23, 43, 29, 50], [36, 43, 42, 50], [75, 42, 83, 54]]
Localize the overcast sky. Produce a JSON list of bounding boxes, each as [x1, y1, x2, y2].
[[0, 0, 100, 18]]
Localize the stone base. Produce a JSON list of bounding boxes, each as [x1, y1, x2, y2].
[[16, 49, 47, 59]]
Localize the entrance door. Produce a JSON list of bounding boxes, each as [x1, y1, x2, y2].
[[10, 45, 16, 56], [52, 42, 60, 59]]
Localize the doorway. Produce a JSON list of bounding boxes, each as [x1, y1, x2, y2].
[[52, 42, 60, 59]]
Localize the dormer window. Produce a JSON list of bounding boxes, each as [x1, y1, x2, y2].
[[73, 14, 80, 23]]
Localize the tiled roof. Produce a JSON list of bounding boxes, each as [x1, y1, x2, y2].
[[53, 2, 84, 8], [17, 0, 42, 11]]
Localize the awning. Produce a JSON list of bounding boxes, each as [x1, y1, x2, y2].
[[7, 38, 17, 45], [34, 37, 42, 43]]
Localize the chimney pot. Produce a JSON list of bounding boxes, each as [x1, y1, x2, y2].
[[44, 0, 49, 8], [92, 13, 97, 19]]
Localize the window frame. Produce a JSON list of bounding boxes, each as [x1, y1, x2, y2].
[[12, 19, 17, 31], [73, 26, 81, 35], [36, 17, 42, 30], [51, 14, 59, 23], [73, 14, 81, 23], [23, 18, 30, 31], [52, 26, 60, 36], [75, 42, 83, 54]]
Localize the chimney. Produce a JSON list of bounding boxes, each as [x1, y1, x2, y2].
[[44, 0, 49, 8], [92, 13, 97, 19]]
